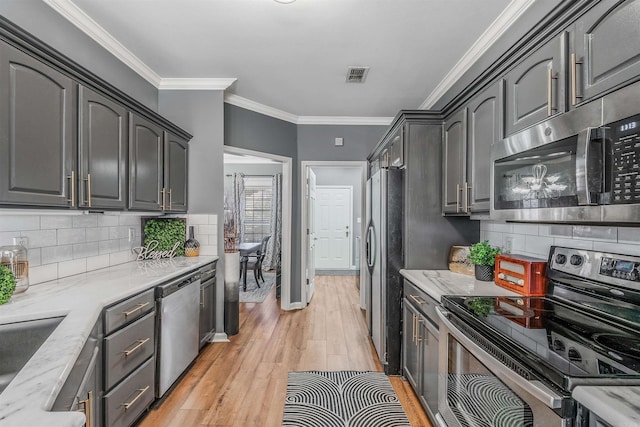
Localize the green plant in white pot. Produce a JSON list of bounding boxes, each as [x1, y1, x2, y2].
[[0, 265, 16, 304], [468, 240, 501, 281]]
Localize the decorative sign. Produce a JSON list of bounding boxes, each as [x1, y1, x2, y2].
[[132, 240, 180, 261]]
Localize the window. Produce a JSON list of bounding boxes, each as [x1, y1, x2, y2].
[[243, 177, 272, 243]]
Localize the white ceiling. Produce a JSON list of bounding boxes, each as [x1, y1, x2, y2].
[[48, 0, 530, 121]]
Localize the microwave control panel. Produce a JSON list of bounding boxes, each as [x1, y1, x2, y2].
[[610, 114, 640, 204]]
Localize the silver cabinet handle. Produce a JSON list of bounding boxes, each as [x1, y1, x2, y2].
[[123, 338, 150, 357], [464, 181, 471, 212], [168, 188, 172, 210], [456, 183, 461, 212], [121, 386, 149, 410], [547, 67, 558, 116], [122, 302, 149, 317], [84, 173, 92, 207], [571, 53, 583, 106], [67, 170, 76, 207], [160, 188, 166, 210]]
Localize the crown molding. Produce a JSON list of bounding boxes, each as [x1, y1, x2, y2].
[[159, 78, 237, 90], [297, 116, 393, 126], [224, 94, 299, 124], [42, 0, 162, 87], [419, 0, 535, 109]]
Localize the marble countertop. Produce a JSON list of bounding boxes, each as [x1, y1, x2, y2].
[[573, 386, 640, 426], [0, 255, 218, 427], [400, 269, 519, 302]]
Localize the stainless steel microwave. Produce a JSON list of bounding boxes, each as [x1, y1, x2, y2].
[[491, 80, 640, 223]]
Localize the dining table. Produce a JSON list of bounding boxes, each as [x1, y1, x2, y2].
[[237, 242, 262, 291]]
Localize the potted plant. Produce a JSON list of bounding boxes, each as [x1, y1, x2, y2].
[[468, 240, 501, 281]]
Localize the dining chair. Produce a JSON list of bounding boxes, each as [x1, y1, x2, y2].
[[247, 235, 271, 286]]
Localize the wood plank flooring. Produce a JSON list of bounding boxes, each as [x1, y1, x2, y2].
[[138, 275, 432, 427]]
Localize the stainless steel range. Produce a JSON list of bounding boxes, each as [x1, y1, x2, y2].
[[436, 246, 640, 427]]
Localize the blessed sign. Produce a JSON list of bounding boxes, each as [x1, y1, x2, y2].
[[132, 240, 180, 261]]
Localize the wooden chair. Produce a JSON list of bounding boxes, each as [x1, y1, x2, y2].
[[246, 235, 271, 286]]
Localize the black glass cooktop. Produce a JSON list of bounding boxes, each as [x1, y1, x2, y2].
[[441, 294, 640, 390]]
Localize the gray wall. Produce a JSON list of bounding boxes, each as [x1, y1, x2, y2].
[[312, 167, 363, 269], [0, 0, 158, 110], [298, 125, 386, 161], [159, 90, 225, 332]]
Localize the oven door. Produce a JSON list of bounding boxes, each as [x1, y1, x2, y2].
[[436, 307, 567, 427]]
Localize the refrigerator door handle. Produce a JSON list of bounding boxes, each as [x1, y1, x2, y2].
[[367, 224, 376, 268]]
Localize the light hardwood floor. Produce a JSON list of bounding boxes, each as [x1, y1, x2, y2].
[[138, 275, 432, 427]]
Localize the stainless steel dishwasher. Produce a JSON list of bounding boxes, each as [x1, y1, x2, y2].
[[155, 270, 200, 398]]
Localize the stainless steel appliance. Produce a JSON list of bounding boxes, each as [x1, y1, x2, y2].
[[492, 79, 640, 222], [436, 246, 640, 427], [155, 271, 200, 398]]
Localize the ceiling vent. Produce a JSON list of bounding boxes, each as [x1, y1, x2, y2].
[[346, 66, 369, 83]]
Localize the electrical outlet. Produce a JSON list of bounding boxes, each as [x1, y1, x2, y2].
[[504, 237, 514, 253], [128, 228, 136, 242], [13, 236, 28, 248]]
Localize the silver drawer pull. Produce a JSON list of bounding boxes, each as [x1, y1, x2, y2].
[[409, 294, 426, 305], [121, 386, 149, 410], [122, 302, 149, 317], [123, 338, 150, 357]]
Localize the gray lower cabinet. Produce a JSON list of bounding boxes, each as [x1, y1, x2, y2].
[[0, 41, 75, 207], [442, 108, 468, 214], [78, 86, 128, 209], [104, 356, 155, 427], [504, 33, 567, 136], [129, 113, 164, 211], [572, 0, 640, 106], [466, 82, 502, 213], [402, 279, 439, 422], [164, 131, 188, 213]]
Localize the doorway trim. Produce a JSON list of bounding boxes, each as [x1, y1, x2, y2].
[[315, 185, 354, 270], [300, 161, 367, 307], [224, 146, 294, 311]]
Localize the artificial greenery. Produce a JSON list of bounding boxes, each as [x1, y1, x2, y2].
[[466, 297, 493, 317], [143, 218, 186, 257], [0, 265, 16, 305], [468, 240, 501, 266]]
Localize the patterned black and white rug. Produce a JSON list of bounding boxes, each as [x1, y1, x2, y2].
[[239, 271, 275, 303], [282, 371, 410, 427]]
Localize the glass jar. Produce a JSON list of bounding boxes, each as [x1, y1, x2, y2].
[[0, 244, 29, 293]]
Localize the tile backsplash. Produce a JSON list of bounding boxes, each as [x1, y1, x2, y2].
[[0, 212, 218, 285], [480, 220, 640, 259]]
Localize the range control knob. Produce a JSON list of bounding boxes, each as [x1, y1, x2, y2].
[[555, 254, 567, 264], [498, 273, 506, 280], [630, 271, 638, 281], [570, 255, 584, 266], [553, 339, 565, 352], [568, 348, 582, 363]]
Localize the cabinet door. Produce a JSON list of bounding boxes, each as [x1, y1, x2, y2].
[[504, 33, 567, 136], [79, 86, 127, 209], [164, 131, 188, 213], [402, 301, 421, 392], [467, 82, 502, 212], [73, 346, 101, 427], [129, 114, 163, 211], [573, 0, 640, 105], [199, 280, 216, 348], [442, 108, 467, 214], [0, 42, 75, 207], [420, 320, 439, 420], [389, 127, 404, 168]]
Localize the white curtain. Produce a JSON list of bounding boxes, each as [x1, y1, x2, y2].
[[263, 173, 282, 270], [233, 173, 246, 243]]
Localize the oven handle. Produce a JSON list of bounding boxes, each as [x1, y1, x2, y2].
[[436, 307, 563, 409], [576, 127, 602, 206]]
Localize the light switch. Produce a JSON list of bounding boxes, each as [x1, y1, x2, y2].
[[335, 137, 344, 146]]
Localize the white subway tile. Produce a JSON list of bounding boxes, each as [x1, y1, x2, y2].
[[98, 215, 119, 227], [109, 250, 132, 266], [573, 225, 617, 242], [187, 214, 209, 225], [86, 254, 110, 271], [553, 237, 593, 250], [20, 230, 57, 248], [199, 245, 218, 256], [593, 241, 640, 256], [109, 226, 128, 240], [512, 223, 539, 236], [0, 232, 16, 246], [58, 259, 87, 278], [617, 227, 640, 244], [208, 215, 218, 225], [503, 234, 526, 253], [539, 225, 572, 237], [0, 216, 40, 232], [58, 228, 86, 245], [73, 242, 100, 259], [28, 248, 41, 267], [99, 240, 121, 255], [30, 264, 58, 285], [41, 245, 73, 264], [524, 235, 554, 257], [118, 215, 143, 226], [479, 230, 489, 241], [490, 222, 513, 233], [483, 231, 503, 248], [194, 234, 209, 245], [72, 215, 98, 228], [40, 215, 72, 230], [86, 227, 109, 242], [198, 225, 216, 236]]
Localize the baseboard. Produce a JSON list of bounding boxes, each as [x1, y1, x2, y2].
[[316, 269, 360, 276], [211, 332, 230, 343], [288, 302, 305, 310]]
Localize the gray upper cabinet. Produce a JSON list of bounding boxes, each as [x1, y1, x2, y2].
[[0, 41, 75, 207], [504, 33, 567, 136], [79, 86, 128, 209], [571, 0, 640, 106], [467, 82, 502, 212], [129, 114, 163, 211], [164, 132, 188, 213], [442, 108, 467, 214]]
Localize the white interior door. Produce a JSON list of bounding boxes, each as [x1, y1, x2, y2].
[[314, 186, 352, 270], [306, 168, 317, 302]]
